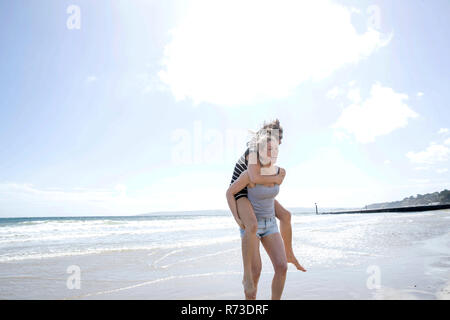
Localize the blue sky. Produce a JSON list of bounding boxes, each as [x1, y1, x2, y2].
[[0, 0, 449, 217]]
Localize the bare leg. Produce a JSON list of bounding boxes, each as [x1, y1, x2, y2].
[[261, 232, 288, 300], [236, 197, 259, 299], [274, 200, 306, 272], [249, 237, 262, 300]]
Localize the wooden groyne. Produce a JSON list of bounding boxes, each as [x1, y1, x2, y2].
[[320, 203, 450, 214]]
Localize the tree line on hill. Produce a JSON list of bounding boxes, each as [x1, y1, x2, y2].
[[366, 189, 450, 209]]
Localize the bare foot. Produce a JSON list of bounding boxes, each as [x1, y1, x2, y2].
[[287, 253, 307, 272], [242, 278, 257, 300]]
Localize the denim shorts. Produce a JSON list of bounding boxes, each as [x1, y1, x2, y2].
[[240, 216, 279, 239]]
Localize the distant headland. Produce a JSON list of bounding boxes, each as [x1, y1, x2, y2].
[[320, 189, 450, 214], [365, 189, 450, 210]]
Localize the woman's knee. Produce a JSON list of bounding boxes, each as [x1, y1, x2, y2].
[[244, 220, 258, 234], [236, 198, 258, 233], [277, 208, 291, 223], [274, 260, 288, 275]]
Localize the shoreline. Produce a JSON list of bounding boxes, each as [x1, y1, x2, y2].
[[1, 245, 447, 300], [320, 204, 450, 214], [0, 210, 448, 300]]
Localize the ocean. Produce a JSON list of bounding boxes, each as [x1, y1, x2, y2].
[[0, 209, 449, 299], [0, 213, 238, 263]]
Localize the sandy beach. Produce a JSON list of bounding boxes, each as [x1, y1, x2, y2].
[[0, 210, 449, 300]]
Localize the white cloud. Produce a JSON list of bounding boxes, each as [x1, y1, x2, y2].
[[135, 63, 171, 94], [416, 92, 424, 97], [438, 128, 449, 135], [414, 166, 430, 171], [445, 138, 450, 145], [0, 170, 230, 217], [332, 130, 351, 142], [0, 183, 127, 216], [436, 168, 448, 174], [327, 81, 359, 101], [332, 83, 418, 143], [384, 160, 391, 165], [86, 75, 97, 83], [158, 0, 391, 106], [406, 143, 450, 165], [347, 87, 361, 103], [326, 86, 342, 100]]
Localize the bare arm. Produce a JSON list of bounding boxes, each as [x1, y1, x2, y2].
[[247, 151, 286, 185], [225, 170, 250, 229]]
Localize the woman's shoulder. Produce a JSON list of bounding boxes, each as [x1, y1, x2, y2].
[[244, 148, 257, 163]]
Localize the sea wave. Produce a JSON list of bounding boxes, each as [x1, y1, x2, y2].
[[0, 234, 239, 262]]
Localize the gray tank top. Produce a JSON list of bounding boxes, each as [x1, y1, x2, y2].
[[247, 183, 280, 219]]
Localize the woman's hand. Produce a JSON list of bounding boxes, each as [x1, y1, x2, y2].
[[235, 216, 245, 230], [226, 171, 251, 230], [276, 167, 286, 185]]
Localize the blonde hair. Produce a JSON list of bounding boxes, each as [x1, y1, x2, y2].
[[246, 119, 283, 151], [261, 118, 283, 142], [246, 130, 274, 166]]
